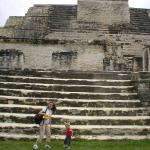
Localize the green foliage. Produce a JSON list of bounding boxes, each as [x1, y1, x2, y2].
[[0, 140, 150, 150]]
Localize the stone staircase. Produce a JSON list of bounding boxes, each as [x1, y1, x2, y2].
[[48, 5, 77, 32], [130, 8, 150, 33], [0, 70, 150, 140]]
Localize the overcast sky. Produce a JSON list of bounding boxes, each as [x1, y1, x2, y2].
[[0, 0, 150, 27]]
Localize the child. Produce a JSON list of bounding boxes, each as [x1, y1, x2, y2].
[[64, 122, 73, 149]]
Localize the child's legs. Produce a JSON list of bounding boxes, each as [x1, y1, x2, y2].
[[64, 137, 71, 146], [45, 124, 51, 143], [67, 138, 71, 146], [64, 137, 68, 145], [36, 125, 46, 143]]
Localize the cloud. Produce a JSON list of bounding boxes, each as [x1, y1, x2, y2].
[[129, 0, 150, 9], [0, 0, 150, 27]]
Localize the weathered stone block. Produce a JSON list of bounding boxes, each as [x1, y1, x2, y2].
[[78, 0, 130, 25], [4, 16, 24, 28], [138, 72, 150, 106]]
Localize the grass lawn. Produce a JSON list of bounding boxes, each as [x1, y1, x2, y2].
[[0, 140, 150, 150]]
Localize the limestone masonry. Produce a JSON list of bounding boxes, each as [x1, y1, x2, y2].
[[0, 0, 150, 72], [0, 0, 150, 140]]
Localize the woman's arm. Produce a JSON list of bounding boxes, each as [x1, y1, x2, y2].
[[38, 110, 46, 116]]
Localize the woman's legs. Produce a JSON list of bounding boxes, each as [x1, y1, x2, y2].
[[44, 125, 51, 148], [33, 125, 46, 150], [35, 124, 51, 149], [45, 124, 51, 143], [36, 125, 46, 143]]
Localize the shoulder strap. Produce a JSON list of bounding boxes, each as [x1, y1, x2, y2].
[[42, 107, 48, 113], [45, 107, 48, 113]]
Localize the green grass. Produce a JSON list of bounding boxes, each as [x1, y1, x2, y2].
[[0, 140, 150, 150]]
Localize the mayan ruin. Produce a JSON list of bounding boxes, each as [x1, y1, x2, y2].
[[0, 0, 150, 140]]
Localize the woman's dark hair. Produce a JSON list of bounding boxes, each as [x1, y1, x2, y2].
[[48, 102, 56, 114]]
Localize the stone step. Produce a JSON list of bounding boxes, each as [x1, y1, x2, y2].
[[49, 16, 76, 20], [0, 123, 150, 136], [0, 104, 148, 116], [130, 15, 149, 18], [0, 133, 63, 140], [131, 25, 150, 28], [0, 132, 150, 140], [0, 88, 138, 100], [0, 75, 134, 86], [131, 20, 150, 23], [0, 69, 148, 140], [0, 113, 149, 125], [0, 95, 141, 108], [0, 70, 132, 80], [0, 82, 135, 93], [131, 21, 150, 24], [131, 23, 150, 27], [49, 21, 76, 26], [130, 16, 149, 18]]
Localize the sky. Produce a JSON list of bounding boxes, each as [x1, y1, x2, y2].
[[0, 0, 150, 27]]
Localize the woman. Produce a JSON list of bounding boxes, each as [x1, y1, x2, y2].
[[33, 101, 56, 150]]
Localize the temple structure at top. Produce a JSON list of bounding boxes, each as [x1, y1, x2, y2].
[[0, 0, 150, 71]]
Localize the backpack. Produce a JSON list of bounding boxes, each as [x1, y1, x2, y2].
[[34, 107, 48, 124]]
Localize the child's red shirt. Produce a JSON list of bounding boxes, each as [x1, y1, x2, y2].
[[65, 128, 73, 138]]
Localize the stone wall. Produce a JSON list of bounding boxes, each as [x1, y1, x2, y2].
[[4, 16, 24, 28], [0, 17, 24, 39], [0, 42, 105, 71], [0, 27, 15, 38], [0, 1, 150, 39], [0, 49, 24, 69], [47, 5, 77, 32], [143, 47, 150, 71], [14, 5, 50, 39], [130, 8, 150, 33], [78, 0, 130, 25], [0, 1, 150, 71], [14, 4, 77, 39], [0, 33, 150, 71], [137, 72, 150, 106]]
